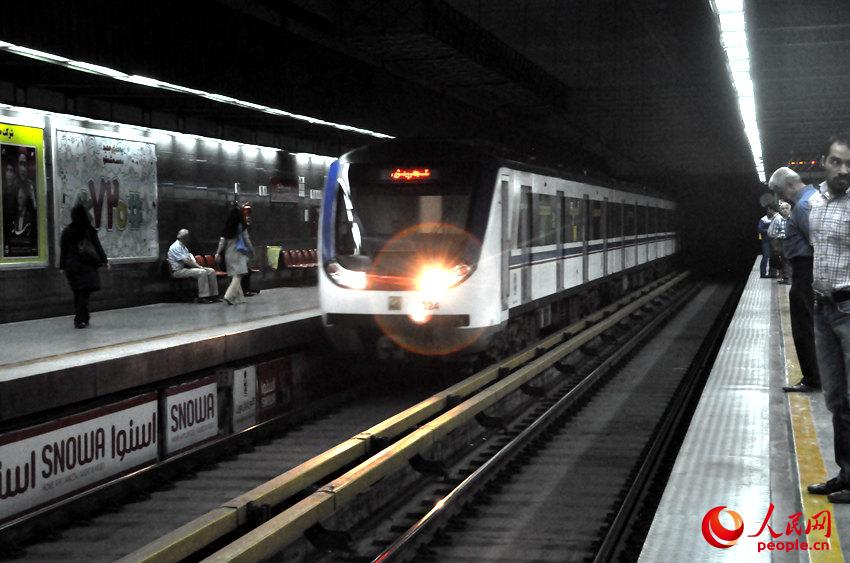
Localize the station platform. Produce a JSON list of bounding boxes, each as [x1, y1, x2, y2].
[[640, 261, 847, 561], [0, 287, 321, 423]]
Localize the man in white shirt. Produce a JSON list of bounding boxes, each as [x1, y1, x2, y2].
[[167, 229, 220, 303]]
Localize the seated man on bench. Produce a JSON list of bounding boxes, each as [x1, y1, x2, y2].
[[167, 229, 221, 303]]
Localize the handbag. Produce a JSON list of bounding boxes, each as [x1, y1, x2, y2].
[[77, 235, 102, 267], [235, 226, 252, 256]]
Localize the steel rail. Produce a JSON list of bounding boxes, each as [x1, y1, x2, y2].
[[371, 277, 697, 562], [201, 272, 689, 562], [120, 272, 682, 563]]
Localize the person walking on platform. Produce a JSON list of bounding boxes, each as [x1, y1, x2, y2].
[[805, 131, 850, 502], [167, 229, 220, 303], [757, 205, 776, 277], [215, 206, 254, 305], [59, 204, 108, 329], [769, 167, 821, 392]]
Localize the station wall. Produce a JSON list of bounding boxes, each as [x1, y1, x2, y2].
[[0, 106, 334, 323]]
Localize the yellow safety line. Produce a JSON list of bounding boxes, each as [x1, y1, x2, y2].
[[779, 288, 844, 561]]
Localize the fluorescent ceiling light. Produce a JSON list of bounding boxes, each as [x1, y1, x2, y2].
[[5, 45, 69, 64], [0, 41, 394, 140], [709, 0, 765, 182], [67, 60, 128, 78], [123, 75, 163, 88], [0, 102, 341, 165]]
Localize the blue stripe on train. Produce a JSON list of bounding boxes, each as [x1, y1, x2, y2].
[[320, 160, 340, 264]]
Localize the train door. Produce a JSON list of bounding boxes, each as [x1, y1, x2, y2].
[[520, 185, 532, 303], [582, 194, 590, 284], [556, 190, 565, 291], [602, 197, 609, 277], [500, 176, 510, 311]]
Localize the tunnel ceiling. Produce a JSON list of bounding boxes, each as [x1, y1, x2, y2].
[[4, 1, 843, 196]]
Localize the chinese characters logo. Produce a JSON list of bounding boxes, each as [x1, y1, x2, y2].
[[701, 504, 832, 553]]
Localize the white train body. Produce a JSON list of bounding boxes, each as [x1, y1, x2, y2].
[[319, 141, 676, 357]]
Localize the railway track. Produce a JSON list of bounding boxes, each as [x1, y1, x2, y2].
[[2, 369, 464, 562], [365, 281, 739, 562], [4, 272, 711, 562]]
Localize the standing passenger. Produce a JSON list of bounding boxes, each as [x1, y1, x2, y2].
[[758, 206, 776, 277], [805, 131, 850, 502], [768, 201, 791, 284], [59, 204, 108, 328], [769, 167, 820, 392], [215, 206, 254, 305]]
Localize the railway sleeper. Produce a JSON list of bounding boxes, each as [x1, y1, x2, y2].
[[304, 523, 353, 553], [409, 454, 448, 478], [475, 412, 507, 430]]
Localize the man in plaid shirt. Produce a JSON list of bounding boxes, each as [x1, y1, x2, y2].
[[805, 131, 850, 503]]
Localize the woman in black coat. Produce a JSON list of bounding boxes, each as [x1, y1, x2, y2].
[[59, 204, 108, 328]]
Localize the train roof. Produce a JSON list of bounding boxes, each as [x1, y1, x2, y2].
[[341, 139, 673, 203]]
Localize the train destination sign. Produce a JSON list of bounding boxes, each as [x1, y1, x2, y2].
[[386, 168, 435, 182]]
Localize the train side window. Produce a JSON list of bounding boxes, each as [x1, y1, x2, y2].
[[607, 202, 622, 237], [624, 203, 635, 236], [335, 189, 356, 255], [518, 187, 532, 249], [564, 197, 582, 243], [533, 194, 557, 246], [637, 205, 647, 235], [650, 206, 658, 233], [590, 200, 603, 240]]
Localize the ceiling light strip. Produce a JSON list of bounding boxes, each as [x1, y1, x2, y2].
[[0, 101, 337, 164], [0, 41, 394, 140], [709, 0, 765, 182]]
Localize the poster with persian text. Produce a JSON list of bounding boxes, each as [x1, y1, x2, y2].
[[0, 121, 47, 267], [54, 128, 158, 262]]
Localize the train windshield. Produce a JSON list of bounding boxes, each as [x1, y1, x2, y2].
[[333, 163, 476, 272]]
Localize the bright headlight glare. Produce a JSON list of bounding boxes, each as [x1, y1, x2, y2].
[[326, 261, 367, 290], [408, 302, 431, 324], [416, 263, 472, 292]]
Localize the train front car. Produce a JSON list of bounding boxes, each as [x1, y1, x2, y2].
[[320, 141, 502, 358]]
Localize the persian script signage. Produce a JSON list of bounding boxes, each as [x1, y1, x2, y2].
[[0, 120, 48, 267], [54, 128, 159, 262], [256, 357, 292, 423], [231, 366, 257, 433], [0, 394, 158, 525]]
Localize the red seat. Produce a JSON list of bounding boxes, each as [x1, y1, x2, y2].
[[308, 249, 318, 265], [195, 255, 206, 267], [205, 254, 227, 276], [282, 250, 295, 268]]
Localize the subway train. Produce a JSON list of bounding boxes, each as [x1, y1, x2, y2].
[[319, 140, 677, 359]]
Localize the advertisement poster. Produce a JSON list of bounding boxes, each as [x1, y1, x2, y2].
[[231, 365, 257, 433], [163, 377, 218, 456], [0, 394, 158, 525], [0, 122, 47, 266], [256, 356, 292, 423], [54, 128, 158, 262]]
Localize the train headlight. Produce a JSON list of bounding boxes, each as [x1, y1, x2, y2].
[[325, 261, 367, 290], [407, 301, 431, 324], [416, 263, 472, 292]]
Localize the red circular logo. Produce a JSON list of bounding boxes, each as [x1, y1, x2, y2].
[[701, 506, 744, 548]]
